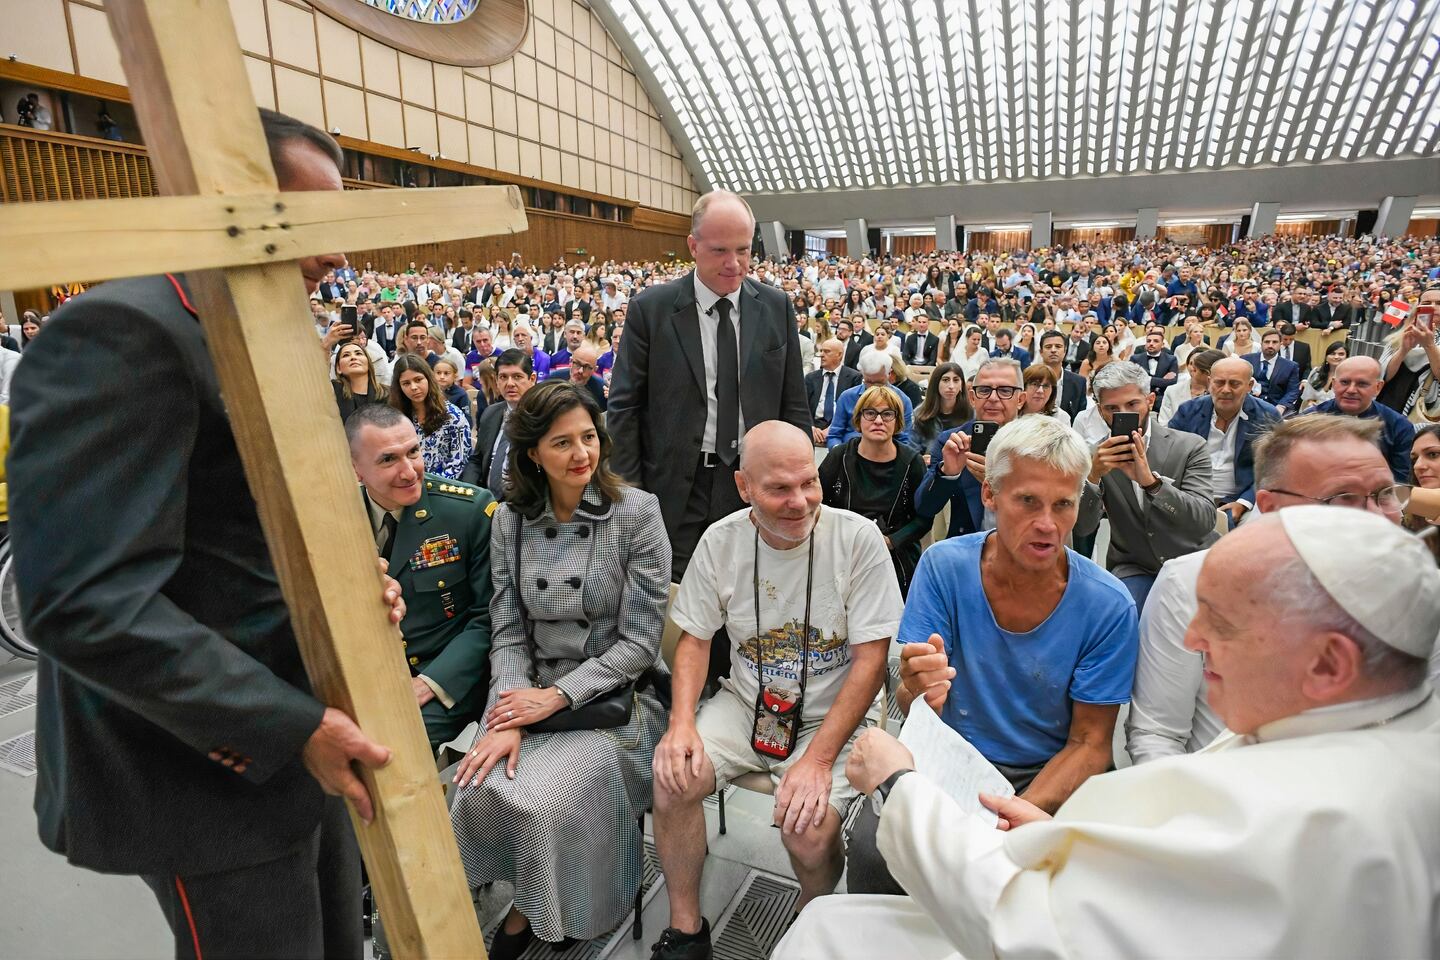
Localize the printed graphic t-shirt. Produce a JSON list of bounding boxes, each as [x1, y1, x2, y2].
[[672, 506, 904, 722]]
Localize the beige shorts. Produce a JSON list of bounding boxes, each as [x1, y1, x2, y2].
[[694, 679, 878, 815]]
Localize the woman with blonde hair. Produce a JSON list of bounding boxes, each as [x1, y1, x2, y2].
[[817, 385, 928, 595], [1219, 317, 1257, 357]]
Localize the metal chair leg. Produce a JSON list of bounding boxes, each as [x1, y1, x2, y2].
[[633, 812, 646, 941], [717, 789, 727, 836]]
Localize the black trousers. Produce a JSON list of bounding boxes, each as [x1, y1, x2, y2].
[[142, 796, 362, 959], [844, 762, 1042, 896], [670, 453, 745, 685]]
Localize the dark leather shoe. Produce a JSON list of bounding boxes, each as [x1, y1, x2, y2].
[[650, 918, 712, 960]]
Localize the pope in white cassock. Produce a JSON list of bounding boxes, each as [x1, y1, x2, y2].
[[776, 505, 1440, 959]]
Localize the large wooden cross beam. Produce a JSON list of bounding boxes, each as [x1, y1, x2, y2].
[[0, 2, 529, 956]]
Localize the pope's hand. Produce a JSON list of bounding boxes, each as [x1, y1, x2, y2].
[[302, 707, 391, 824], [378, 558, 405, 625], [845, 728, 915, 796]]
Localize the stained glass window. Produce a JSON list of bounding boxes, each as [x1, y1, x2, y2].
[[359, 0, 477, 25]]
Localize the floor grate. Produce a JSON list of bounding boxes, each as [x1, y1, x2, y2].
[[710, 869, 801, 960], [0, 672, 37, 720], [0, 730, 36, 777]]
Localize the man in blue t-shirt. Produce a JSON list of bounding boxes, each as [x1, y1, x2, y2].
[[846, 415, 1138, 895]]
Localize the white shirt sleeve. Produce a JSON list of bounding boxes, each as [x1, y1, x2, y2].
[[669, 525, 726, 641], [1125, 555, 1208, 764]]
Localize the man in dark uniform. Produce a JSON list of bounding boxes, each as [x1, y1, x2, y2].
[[348, 404, 495, 749], [8, 110, 398, 959]]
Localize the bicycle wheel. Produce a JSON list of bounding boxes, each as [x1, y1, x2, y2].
[[0, 540, 36, 661]]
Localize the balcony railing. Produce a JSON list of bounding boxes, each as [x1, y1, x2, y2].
[[0, 125, 156, 203]]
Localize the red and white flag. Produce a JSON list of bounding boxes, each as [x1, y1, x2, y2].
[[1382, 299, 1410, 326]]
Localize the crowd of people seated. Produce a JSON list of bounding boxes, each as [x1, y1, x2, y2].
[[9, 110, 1440, 960], [269, 213, 1440, 958]]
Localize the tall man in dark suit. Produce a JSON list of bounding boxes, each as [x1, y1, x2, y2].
[[1246, 330, 1302, 414], [1272, 290, 1315, 330], [1038, 330, 1088, 422], [608, 190, 810, 580], [805, 338, 861, 445], [460, 348, 536, 496], [1061, 323, 1092, 372], [8, 110, 398, 959], [1312, 286, 1354, 332]]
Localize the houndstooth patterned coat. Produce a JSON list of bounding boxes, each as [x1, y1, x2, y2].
[[450, 483, 670, 943]]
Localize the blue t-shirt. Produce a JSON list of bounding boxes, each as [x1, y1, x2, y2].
[[898, 531, 1138, 767]]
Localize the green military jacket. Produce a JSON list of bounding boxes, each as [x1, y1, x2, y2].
[[375, 474, 496, 708]]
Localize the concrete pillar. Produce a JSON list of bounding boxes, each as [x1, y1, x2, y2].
[[1030, 211, 1053, 247], [1374, 196, 1418, 238], [845, 218, 869, 258], [1247, 202, 1281, 238], [758, 221, 787, 260], [1135, 207, 1159, 240], [934, 214, 957, 252]]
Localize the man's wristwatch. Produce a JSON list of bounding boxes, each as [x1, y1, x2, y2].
[[1141, 475, 1165, 496], [869, 768, 914, 818]]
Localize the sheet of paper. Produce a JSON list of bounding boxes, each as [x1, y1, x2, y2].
[[897, 697, 1014, 827]]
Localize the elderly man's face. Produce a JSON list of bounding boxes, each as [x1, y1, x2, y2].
[[1255, 436, 1399, 522], [512, 327, 532, 350], [970, 365, 1025, 425], [569, 346, 597, 384], [736, 439, 822, 545], [1332, 358, 1382, 415], [566, 325, 585, 349], [981, 457, 1080, 573], [1208, 359, 1252, 417], [1185, 532, 1316, 734]]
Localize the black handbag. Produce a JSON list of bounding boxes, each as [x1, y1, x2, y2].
[[511, 509, 635, 733]]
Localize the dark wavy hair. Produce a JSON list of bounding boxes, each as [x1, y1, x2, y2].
[[388, 353, 449, 434], [504, 380, 626, 517], [914, 361, 973, 426]]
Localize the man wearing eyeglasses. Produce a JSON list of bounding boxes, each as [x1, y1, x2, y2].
[[1126, 414, 1434, 765], [557, 341, 606, 411], [914, 358, 1029, 539], [1302, 356, 1416, 483]]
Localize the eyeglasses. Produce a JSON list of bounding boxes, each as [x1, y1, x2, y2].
[[972, 385, 1020, 399], [859, 409, 898, 423], [572, 361, 596, 372], [1265, 484, 1412, 514]]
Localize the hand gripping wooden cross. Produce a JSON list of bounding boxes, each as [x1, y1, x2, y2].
[[0, 3, 528, 956]]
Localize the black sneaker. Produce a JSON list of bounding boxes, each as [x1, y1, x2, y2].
[[650, 918, 712, 960]]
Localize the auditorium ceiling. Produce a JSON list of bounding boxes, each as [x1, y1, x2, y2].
[[595, 0, 1440, 194]]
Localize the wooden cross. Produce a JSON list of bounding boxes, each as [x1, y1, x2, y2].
[[0, 3, 528, 956]]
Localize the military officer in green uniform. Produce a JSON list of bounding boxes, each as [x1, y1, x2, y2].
[[347, 404, 495, 749]]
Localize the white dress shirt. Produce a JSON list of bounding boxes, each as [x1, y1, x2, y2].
[[1205, 405, 1248, 502], [692, 274, 745, 457]]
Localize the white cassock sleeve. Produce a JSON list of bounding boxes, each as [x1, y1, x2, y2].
[[876, 774, 1029, 960]]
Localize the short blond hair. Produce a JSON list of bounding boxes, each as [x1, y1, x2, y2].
[[851, 385, 904, 432]]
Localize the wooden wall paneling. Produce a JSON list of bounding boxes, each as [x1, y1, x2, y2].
[[967, 229, 1031, 253], [825, 237, 847, 257], [890, 235, 936, 256], [1273, 220, 1340, 237], [1405, 218, 1439, 238]]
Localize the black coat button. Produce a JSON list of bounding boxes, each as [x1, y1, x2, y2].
[[568, 576, 582, 588], [537, 578, 548, 589], [544, 527, 558, 539], [576, 527, 590, 538]]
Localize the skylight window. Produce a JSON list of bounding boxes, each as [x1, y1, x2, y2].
[[603, 0, 1440, 193]]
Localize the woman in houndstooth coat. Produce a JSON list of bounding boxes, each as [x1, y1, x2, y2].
[[451, 380, 670, 958]]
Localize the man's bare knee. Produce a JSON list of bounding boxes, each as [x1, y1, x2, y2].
[[781, 805, 843, 863], [653, 759, 717, 811]]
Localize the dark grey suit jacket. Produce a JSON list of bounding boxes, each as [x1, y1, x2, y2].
[[607, 271, 810, 538], [1074, 422, 1219, 579], [460, 400, 508, 490], [9, 274, 327, 875]]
